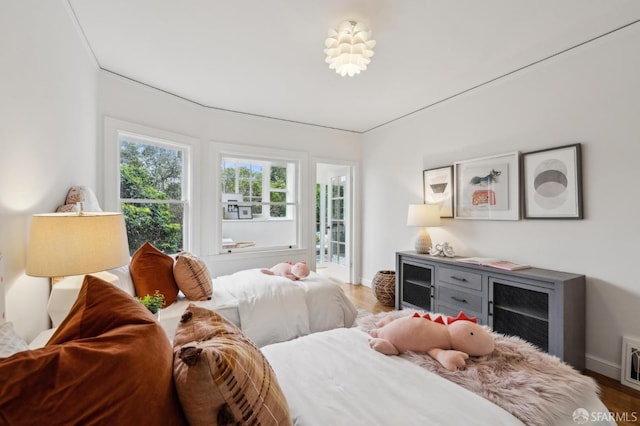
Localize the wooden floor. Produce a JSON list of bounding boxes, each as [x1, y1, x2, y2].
[[340, 283, 640, 425]]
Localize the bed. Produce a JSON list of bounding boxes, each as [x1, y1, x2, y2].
[[8, 277, 615, 426], [38, 267, 357, 347], [260, 312, 616, 426], [159, 268, 357, 345]]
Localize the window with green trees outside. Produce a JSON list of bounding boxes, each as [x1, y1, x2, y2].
[[119, 136, 187, 255]]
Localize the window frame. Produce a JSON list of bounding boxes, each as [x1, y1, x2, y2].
[[212, 142, 308, 255], [104, 117, 200, 255]]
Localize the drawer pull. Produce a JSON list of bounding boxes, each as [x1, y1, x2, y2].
[[451, 296, 468, 304], [450, 275, 467, 282]]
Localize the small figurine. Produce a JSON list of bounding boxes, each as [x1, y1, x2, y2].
[[429, 242, 455, 257]]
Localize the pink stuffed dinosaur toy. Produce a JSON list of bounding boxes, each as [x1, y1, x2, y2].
[[261, 261, 310, 281], [368, 311, 495, 371]]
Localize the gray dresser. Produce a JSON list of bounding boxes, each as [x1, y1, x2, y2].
[[395, 251, 586, 370]]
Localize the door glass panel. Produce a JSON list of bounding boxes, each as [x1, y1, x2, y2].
[[329, 176, 346, 265]]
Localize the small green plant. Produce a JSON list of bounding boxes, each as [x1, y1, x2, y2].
[[137, 290, 165, 314]]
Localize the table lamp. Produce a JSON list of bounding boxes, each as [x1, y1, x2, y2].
[[407, 204, 441, 254], [26, 212, 130, 285]]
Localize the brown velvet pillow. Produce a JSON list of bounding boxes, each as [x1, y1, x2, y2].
[[173, 304, 292, 426], [130, 241, 179, 306], [173, 252, 213, 301], [0, 275, 186, 425]]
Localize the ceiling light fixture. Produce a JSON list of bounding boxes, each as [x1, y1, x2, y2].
[[324, 20, 376, 77]]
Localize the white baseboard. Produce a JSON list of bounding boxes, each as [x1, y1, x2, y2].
[[586, 353, 621, 380]]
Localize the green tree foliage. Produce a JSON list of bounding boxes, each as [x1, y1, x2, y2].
[[270, 165, 287, 217], [221, 160, 265, 215], [120, 141, 183, 254]]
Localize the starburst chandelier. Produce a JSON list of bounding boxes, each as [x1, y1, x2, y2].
[[324, 20, 376, 77]]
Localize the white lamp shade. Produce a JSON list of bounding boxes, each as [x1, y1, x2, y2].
[[324, 20, 376, 77], [407, 204, 441, 227], [26, 212, 130, 277]]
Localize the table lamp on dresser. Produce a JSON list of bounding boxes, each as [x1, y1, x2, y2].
[[406, 204, 441, 254]]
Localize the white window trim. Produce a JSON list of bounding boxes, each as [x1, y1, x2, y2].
[[103, 117, 201, 254], [208, 142, 309, 256]]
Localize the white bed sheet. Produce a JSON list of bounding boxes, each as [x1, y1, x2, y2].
[[262, 328, 615, 426]]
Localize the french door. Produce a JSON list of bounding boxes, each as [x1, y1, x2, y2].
[[328, 174, 347, 266], [316, 163, 353, 283]]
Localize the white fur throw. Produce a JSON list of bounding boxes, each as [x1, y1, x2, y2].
[[358, 310, 599, 426]]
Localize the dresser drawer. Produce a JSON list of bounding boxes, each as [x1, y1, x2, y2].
[[438, 267, 482, 291], [438, 285, 483, 313]]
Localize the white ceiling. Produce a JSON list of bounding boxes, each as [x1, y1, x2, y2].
[[68, 0, 640, 133]]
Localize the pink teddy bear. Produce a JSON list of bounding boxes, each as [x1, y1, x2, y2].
[[261, 261, 310, 281]]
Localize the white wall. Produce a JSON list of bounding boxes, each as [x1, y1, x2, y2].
[[362, 23, 640, 379], [0, 0, 99, 341]]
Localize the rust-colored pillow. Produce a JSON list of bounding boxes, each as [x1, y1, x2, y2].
[[173, 252, 213, 301], [0, 275, 186, 425], [173, 304, 292, 426], [130, 241, 179, 306]]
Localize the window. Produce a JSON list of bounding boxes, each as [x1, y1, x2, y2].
[[220, 157, 295, 220], [219, 153, 299, 251], [107, 120, 305, 259], [118, 133, 189, 255], [221, 159, 264, 215]]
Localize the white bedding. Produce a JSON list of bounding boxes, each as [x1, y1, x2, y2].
[[160, 269, 357, 345], [39, 268, 357, 348], [262, 328, 615, 426]]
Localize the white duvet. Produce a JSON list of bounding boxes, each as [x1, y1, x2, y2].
[[160, 270, 357, 346], [217, 269, 311, 347], [262, 328, 616, 426]]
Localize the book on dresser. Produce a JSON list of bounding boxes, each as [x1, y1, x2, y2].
[[455, 257, 531, 271]]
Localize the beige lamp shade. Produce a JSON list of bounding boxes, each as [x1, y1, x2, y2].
[[407, 204, 441, 254], [26, 212, 130, 277], [407, 204, 441, 227]]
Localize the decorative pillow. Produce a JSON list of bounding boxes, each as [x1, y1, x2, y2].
[[0, 322, 28, 358], [0, 275, 187, 425], [173, 252, 213, 301], [130, 241, 179, 307], [173, 304, 292, 426]]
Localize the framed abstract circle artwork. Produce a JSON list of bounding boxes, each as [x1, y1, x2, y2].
[[522, 143, 583, 219]]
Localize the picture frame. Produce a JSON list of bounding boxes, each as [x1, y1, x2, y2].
[[521, 143, 583, 219], [423, 165, 454, 218], [454, 152, 520, 220], [223, 201, 239, 219], [238, 205, 253, 220]]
